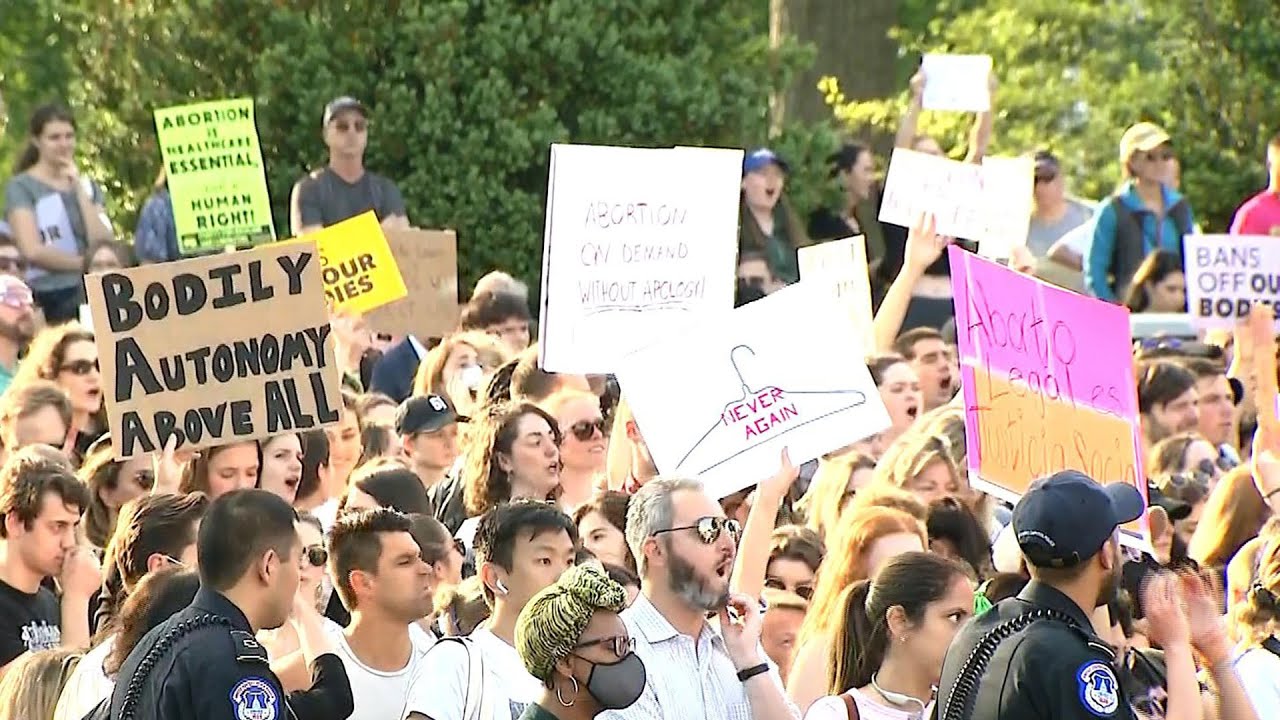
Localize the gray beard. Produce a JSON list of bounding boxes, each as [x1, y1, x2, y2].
[[665, 542, 729, 612]]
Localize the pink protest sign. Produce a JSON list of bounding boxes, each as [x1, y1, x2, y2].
[[949, 248, 1145, 525]]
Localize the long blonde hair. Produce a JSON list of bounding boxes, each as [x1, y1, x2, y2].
[[1188, 465, 1267, 569], [1232, 535, 1280, 648], [798, 450, 876, 541], [412, 331, 510, 406], [0, 649, 81, 720]]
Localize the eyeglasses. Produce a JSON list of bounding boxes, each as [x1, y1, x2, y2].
[[651, 516, 741, 545], [1033, 172, 1057, 184], [573, 635, 635, 659], [334, 119, 367, 133], [763, 577, 814, 600], [303, 544, 328, 568], [59, 359, 99, 376], [569, 418, 607, 441]]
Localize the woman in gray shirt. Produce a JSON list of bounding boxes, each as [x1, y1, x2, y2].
[[3, 103, 114, 322]]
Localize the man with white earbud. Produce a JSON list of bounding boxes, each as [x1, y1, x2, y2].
[[403, 500, 578, 720]]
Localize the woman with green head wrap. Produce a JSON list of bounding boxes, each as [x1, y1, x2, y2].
[[514, 563, 647, 719]]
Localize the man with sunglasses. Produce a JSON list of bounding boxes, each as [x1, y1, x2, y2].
[[397, 394, 463, 493], [0, 275, 35, 396], [1027, 150, 1094, 261], [0, 229, 29, 280], [607, 477, 797, 720], [1085, 122, 1196, 303], [290, 96, 409, 236]]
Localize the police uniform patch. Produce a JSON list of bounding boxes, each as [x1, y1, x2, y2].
[[1076, 660, 1119, 717], [230, 676, 279, 720]]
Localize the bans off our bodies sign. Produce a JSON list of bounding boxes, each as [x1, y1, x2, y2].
[[85, 242, 343, 459]]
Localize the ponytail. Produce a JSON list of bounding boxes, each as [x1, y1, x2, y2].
[[828, 580, 881, 694], [13, 143, 39, 174]]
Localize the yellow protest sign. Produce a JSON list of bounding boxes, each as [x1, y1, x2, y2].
[[154, 98, 275, 254], [292, 211, 408, 314]]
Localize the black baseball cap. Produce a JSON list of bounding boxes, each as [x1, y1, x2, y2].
[[322, 96, 367, 127], [1146, 483, 1192, 522], [395, 394, 464, 435], [1013, 470, 1145, 568]]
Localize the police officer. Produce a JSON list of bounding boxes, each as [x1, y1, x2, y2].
[[934, 470, 1143, 720], [107, 489, 353, 720]]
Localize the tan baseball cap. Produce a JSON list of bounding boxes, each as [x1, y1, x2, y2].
[[1119, 122, 1171, 163]]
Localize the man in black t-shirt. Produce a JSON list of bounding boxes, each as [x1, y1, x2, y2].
[[289, 96, 409, 235], [0, 445, 98, 674]]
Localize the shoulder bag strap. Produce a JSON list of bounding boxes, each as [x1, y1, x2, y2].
[[842, 691, 861, 720], [431, 637, 491, 720]]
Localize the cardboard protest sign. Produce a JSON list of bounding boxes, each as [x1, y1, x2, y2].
[[879, 149, 1032, 259], [538, 144, 742, 374], [1182, 235, 1280, 329], [366, 229, 459, 338], [85, 242, 342, 459], [921, 54, 993, 112], [154, 98, 275, 254], [797, 237, 875, 351], [615, 282, 889, 498], [27, 194, 78, 282], [949, 248, 1149, 545], [299, 211, 408, 314]]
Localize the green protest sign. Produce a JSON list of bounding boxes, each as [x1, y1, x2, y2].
[[154, 98, 275, 254]]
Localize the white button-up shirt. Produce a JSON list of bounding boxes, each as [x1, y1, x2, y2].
[[600, 594, 797, 720]]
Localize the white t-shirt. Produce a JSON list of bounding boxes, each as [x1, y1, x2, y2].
[[804, 689, 924, 720], [331, 625, 435, 720], [53, 634, 116, 720], [402, 627, 543, 720], [1233, 645, 1280, 717]]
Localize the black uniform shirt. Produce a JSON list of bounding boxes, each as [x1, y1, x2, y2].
[[934, 580, 1136, 720], [108, 585, 352, 720]]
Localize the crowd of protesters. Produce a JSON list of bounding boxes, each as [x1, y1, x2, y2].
[[0, 63, 1277, 720]]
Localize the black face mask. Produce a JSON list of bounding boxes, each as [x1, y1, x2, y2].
[[580, 651, 646, 710]]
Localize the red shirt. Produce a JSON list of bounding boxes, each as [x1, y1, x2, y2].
[[1230, 190, 1280, 235]]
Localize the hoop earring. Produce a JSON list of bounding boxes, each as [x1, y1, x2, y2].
[[556, 676, 579, 707]]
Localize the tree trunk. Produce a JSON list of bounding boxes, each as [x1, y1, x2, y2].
[[771, 0, 902, 130]]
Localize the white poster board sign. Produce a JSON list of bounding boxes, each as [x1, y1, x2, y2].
[[615, 283, 889, 498], [879, 149, 1033, 260], [1183, 235, 1280, 329], [921, 54, 993, 112], [29, 194, 78, 282], [538, 144, 742, 374], [797, 236, 875, 351]]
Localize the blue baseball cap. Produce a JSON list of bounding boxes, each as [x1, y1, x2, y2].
[[743, 148, 789, 176], [1012, 470, 1145, 568]]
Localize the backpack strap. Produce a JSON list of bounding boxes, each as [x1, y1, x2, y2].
[[1262, 635, 1280, 659], [429, 636, 491, 720]]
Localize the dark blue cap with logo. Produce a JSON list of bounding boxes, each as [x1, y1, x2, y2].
[[1012, 470, 1145, 568], [742, 148, 790, 176]]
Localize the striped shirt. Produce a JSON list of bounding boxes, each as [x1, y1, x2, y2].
[[600, 594, 798, 720]]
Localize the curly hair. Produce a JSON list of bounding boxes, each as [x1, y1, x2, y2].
[[461, 401, 562, 517]]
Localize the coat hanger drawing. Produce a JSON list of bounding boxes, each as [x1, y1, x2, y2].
[[674, 343, 872, 476]]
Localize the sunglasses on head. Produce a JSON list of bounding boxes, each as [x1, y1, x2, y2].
[[334, 119, 367, 133], [0, 291, 31, 310], [60, 359, 99, 376], [569, 418, 607, 441], [303, 544, 328, 568], [652, 516, 741, 545]]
